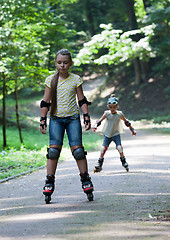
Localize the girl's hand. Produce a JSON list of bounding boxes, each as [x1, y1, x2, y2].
[[40, 117, 47, 134], [83, 113, 91, 131], [40, 125, 47, 134], [85, 121, 91, 131]]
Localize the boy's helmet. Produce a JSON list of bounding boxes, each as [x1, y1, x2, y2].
[[107, 97, 118, 105]]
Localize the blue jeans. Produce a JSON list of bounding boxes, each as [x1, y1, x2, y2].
[[103, 134, 121, 147], [49, 114, 82, 146]]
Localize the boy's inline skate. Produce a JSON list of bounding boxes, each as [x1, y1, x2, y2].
[[80, 172, 94, 201], [120, 157, 129, 172], [43, 174, 55, 204], [94, 157, 104, 173]]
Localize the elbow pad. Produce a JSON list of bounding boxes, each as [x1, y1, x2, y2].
[[78, 96, 91, 108], [40, 100, 51, 110]]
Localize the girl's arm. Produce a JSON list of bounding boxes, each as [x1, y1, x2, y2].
[[92, 114, 106, 132], [121, 114, 136, 135], [40, 86, 51, 134], [76, 85, 91, 131]]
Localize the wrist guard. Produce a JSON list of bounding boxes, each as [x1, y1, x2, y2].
[[125, 120, 131, 127], [130, 126, 136, 135], [96, 120, 101, 127], [78, 96, 91, 108], [83, 113, 90, 124], [40, 100, 51, 110], [40, 116, 47, 129]]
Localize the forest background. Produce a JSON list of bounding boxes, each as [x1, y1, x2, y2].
[[0, 0, 169, 179]]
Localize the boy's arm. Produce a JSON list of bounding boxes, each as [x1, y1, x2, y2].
[[92, 114, 106, 132], [121, 114, 136, 136]]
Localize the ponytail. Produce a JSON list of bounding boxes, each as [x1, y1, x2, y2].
[[50, 72, 59, 118]]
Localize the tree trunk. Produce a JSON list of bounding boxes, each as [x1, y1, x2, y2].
[[83, 0, 96, 36], [142, 0, 152, 11], [15, 78, 24, 144], [2, 72, 7, 148], [133, 58, 142, 85], [123, 0, 143, 85]]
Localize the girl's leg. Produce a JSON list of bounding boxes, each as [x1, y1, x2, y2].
[[46, 144, 62, 175], [48, 117, 65, 175], [70, 145, 88, 172], [43, 118, 65, 202], [66, 116, 93, 198]]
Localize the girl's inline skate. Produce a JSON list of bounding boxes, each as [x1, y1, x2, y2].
[[94, 157, 104, 173], [43, 174, 55, 204], [80, 172, 94, 201], [120, 157, 129, 172]]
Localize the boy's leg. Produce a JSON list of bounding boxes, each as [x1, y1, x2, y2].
[[94, 135, 110, 172], [94, 145, 107, 172], [113, 135, 129, 171]]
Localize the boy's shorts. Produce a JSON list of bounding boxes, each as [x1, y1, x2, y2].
[[103, 134, 121, 147], [49, 114, 82, 147]]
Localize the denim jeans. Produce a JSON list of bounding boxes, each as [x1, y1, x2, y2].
[[49, 114, 82, 146], [103, 134, 121, 147]]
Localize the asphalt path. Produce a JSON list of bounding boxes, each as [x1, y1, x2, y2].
[[0, 128, 170, 240]]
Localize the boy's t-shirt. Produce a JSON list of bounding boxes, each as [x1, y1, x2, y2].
[[102, 110, 124, 138], [45, 73, 83, 117]]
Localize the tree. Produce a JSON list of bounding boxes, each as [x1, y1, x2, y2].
[[0, 0, 76, 148]]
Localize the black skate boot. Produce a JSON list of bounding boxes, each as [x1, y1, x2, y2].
[[94, 157, 104, 173], [43, 174, 55, 204], [80, 172, 94, 201], [120, 157, 129, 172]]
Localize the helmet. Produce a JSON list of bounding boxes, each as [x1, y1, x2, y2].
[[107, 97, 118, 105]]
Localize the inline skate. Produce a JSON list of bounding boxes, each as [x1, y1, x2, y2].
[[43, 174, 55, 204], [120, 157, 129, 172], [80, 172, 94, 201], [94, 157, 104, 173]]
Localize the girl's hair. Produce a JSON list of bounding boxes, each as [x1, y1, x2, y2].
[[50, 49, 72, 117]]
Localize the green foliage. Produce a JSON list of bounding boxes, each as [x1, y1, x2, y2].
[[74, 23, 155, 66], [0, 0, 76, 99], [141, 0, 170, 72], [164, 86, 170, 100]]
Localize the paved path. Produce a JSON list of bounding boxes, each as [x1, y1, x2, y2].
[[0, 129, 170, 240]]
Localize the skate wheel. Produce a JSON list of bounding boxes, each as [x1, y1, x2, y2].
[[93, 168, 102, 173], [45, 195, 51, 204], [87, 193, 93, 201]]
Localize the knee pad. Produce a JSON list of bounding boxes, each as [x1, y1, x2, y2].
[[47, 148, 61, 159], [116, 145, 123, 154], [100, 146, 107, 155], [72, 147, 86, 160]]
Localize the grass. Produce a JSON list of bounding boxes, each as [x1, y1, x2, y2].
[[0, 124, 103, 180], [1, 74, 170, 181]]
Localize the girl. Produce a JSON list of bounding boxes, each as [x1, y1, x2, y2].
[[92, 94, 136, 173], [40, 49, 94, 203]]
